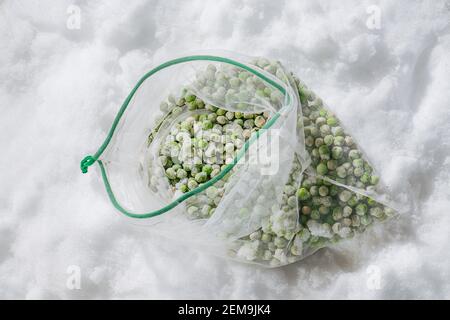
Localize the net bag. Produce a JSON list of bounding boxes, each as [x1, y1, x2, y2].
[[80, 51, 398, 267]]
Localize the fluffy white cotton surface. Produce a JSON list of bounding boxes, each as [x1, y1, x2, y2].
[[1, 0, 449, 299]]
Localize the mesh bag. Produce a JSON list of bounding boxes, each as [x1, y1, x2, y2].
[[81, 51, 398, 267]]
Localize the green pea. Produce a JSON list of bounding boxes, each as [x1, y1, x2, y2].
[[355, 203, 368, 216], [301, 206, 311, 215], [297, 188, 310, 200], [202, 120, 213, 130], [339, 190, 352, 202], [370, 207, 384, 219], [216, 115, 227, 125], [332, 146, 343, 159], [176, 169, 187, 179], [349, 149, 360, 159], [318, 186, 329, 196], [166, 168, 177, 180], [316, 163, 328, 175], [254, 116, 266, 128], [216, 109, 226, 116], [319, 145, 330, 155], [370, 175, 380, 185], [194, 172, 207, 183], [327, 117, 338, 126], [332, 207, 343, 221], [324, 135, 334, 146]]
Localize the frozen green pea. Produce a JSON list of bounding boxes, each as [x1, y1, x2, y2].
[[361, 215, 372, 226], [225, 111, 234, 121], [234, 119, 244, 127], [287, 196, 297, 207], [334, 136, 345, 146], [185, 94, 196, 102], [318, 186, 329, 196], [348, 196, 358, 207], [233, 112, 243, 119], [324, 135, 334, 146], [187, 179, 198, 190], [244, 119, 254, 129], [254, 116, 266, 128], [202, 120, 213, 130], [309, 185, 318, 196], [318, 205, 329, 215], [202, 164, 213, 175], [297, 187, 310, 200], [176, 169, 187, 179], [187, 206, 199, 216], [370, 207, 384, 219], [316, 117, 326, 126], [305, 136, 314, 147], [166, 167, 177, 180], [327, 160, 337, 170], [342, 218, 352, 227], [349, 149, 360, 159], [298, 228, 311, 242], [284, 185, 296, 196], [210, 168, 220, 178], [310, 126, 320, 137], [345, 136, 354, 146], [320, 124, 331, 135], [353, 159, 364, 168], [261, 233, 272, 243], [327, 117, 338, 126], [315, 137, 324, 147], [316, 163, 328, 175], [180, 184, 188, 193], [339, 190, 352, 202], [201, 205, 212, 217], [312, 148, 320, 160], [333, 126, 344, 136], [216, 108, 226, 116], [354, 167, 364, 177], [194, 172, 207, 183], [360, 173, 370, 184], [319, 145, 330, 156], [343, 206, 352, 217], [370, 175, 380, 185], [355, 203, 368, 216], [332, 207, 343, 221], [216, 115, 227, 125], [332, 146, 343, 159], [207, 113, 217, 122], [197, 139, 208, 149], [351, 215, 361, 227], [332, 222, 341, 234], [301, 206, 311, 215]]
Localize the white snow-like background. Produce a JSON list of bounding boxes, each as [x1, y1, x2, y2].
[[1, 0, 449, 299]]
